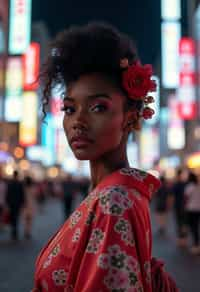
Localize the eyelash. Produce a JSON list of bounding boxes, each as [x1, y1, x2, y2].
[[60, 104, 107, 115], [61, 106, 75, 115]]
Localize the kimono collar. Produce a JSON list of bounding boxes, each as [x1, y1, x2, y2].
[[95, 167, 161, 201]]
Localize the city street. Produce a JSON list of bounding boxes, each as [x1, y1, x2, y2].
[[0, 198, 200, 292]]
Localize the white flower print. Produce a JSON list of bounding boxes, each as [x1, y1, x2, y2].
[[43, 255, 52, 269], [97, 244, 143, 291], [120, 168, 148, 182], [85, 211, 96, 225], [98, 185, 132, 216], [98, 254, 110, 269], [126, 256, 139, 274], [86, 228, 105, 253], [43, 244, 61, 269], [52, 269, 68, 286], [69, 210, 82, 228], [114, 218, 135, 246], [72, 228, 81, 242], [104, 268, 129, 290]]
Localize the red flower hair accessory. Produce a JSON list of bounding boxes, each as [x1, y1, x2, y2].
[[120, 58, 156, 121], [142, 107, 155, 119]]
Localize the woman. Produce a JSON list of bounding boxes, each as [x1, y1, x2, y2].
[[32, 22, 178, 292], [184, 172, 200, 255]]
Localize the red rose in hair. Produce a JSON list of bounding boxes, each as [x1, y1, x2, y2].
[[122, 61, 156, 99]]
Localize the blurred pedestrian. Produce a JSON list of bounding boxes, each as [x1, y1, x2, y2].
[[36, 180, 47, 213], [6, 170, 25, 240], [172, 168, 188, 247], [32, 22, 178, 291], [154, 176, 172, 235], [184, 172, 200, 255], [62, 174, 76, 219], [23, 176, 37, 239]]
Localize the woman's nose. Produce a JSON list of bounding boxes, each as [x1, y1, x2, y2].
[[73, 108, 88, 130]]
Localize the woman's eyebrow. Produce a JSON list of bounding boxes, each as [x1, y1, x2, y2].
[[63, 93, 112, 102], [87, 93, 112, 100], [63, 96, 74, 102]]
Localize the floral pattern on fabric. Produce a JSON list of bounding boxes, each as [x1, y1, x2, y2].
[[43, 244, 61, 269], [72, 228, 81, 242], [52, 269, 68, 286], [69, 210, 82, 229], [83, 193, 94, 209], [85, 210, 96, 225], [98, 244, 143, 291], [33, 168, 161, 292], [120, 168, 148, 181], [86, 228, 105, 254], [114, 218, 135, 246], [98, 185, 133, 216]]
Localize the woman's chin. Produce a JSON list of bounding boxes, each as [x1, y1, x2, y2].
[[73, 150, 92, 161]]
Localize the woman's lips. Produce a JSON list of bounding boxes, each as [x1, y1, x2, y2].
[[71, 137, 93, 149]]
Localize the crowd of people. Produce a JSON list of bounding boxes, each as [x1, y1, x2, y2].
[[153, 168, 200, 255], [0, 168, 89, 241], [1, 166, 200, 257]]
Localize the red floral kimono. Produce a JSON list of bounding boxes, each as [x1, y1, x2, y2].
[[33, 168, 162, 292]]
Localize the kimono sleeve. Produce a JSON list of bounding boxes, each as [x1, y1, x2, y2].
[[74, 197, 149, 292]]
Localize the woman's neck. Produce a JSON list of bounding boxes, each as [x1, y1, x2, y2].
[[89, 148, 129, 190]]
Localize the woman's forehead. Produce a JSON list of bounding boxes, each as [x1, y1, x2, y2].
[[66, 73, 121, 98]]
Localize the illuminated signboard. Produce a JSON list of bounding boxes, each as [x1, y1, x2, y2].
[[4, 95, 22, 121], [5, 57, 23, 95], [23, 42, 40, 90], [161, 0, 181, 20], [140, 127, 160, 169], [4, 57, 23, 121], [26, 145, 54, 166], [9, 0, 32, 54], [178, 38, 196, 120], [19, 92, 38, 146], [161, 21, 181, 88], [167, 96, 185, 150], [41, 113, 56, 165]]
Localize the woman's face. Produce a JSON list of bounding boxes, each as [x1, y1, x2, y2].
[[62, 73, 129, 161]]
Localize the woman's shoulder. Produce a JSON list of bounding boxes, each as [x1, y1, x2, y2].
[[96, 167, 161, 201]]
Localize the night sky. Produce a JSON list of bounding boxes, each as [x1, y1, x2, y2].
[[32, 0, 161, 64]]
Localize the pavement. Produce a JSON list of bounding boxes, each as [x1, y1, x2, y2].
[[0, 198, 199, 292]]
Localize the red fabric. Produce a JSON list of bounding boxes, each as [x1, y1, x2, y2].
[[32, 168, 177, 292], [151, 258, 179, 292]]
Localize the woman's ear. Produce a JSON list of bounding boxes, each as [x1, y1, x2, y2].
[[123, 109, 139, 131], [123, 111, 133, 130]]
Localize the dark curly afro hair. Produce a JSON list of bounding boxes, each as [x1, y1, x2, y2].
[[40, 22, 143, 118]]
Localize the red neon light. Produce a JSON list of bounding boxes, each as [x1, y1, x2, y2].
[[23, 42, 40, 90]]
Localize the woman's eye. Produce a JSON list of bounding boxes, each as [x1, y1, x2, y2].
[[61, 106, 75, 115], [91, 104, 107, 112]]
